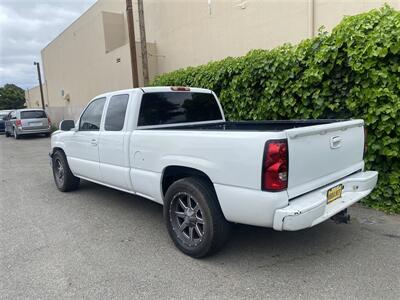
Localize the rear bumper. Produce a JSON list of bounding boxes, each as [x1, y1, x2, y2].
[[273, 171, 378, 231], [16, 127, 51, 135]]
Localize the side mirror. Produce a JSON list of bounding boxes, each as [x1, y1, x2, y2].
[[60, 120, 75, 131]]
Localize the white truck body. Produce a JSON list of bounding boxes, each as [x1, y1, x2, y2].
[[51, 87, 378, 232]]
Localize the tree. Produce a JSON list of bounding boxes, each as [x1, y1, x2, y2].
[[0, 84, 26, 110]]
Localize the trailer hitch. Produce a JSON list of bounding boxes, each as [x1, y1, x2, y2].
[[331, 209, 350, 224]]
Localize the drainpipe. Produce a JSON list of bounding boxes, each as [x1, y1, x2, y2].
[[309, 0, 315, 38]]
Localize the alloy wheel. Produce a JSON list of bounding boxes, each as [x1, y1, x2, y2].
[[54, 158, 65, 186], [169, 192, 205, 247]]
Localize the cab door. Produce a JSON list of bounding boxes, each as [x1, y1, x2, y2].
[[98, 94, 132, 190], [66, 97, 106, 181]]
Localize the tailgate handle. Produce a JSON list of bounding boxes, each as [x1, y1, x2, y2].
[[330, 136, 342, 149]]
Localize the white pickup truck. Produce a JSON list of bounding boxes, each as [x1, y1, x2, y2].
[[50, 87, 378, 257]]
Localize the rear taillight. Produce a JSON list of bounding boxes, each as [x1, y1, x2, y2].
[[48, 117, 51, 127], [15, 119, 22, 127], [262, 139, 288, 191], [364, 127, 368, 156]]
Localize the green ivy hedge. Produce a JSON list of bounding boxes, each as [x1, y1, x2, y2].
[[152, 5, 400, 213]]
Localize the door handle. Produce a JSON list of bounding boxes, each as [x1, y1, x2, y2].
[[330, 136, 342, 149], [90, 139, 98, 146]]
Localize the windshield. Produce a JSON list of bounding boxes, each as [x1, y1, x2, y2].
[[0, 113, 8, 119], [21, 111, 47, 119]]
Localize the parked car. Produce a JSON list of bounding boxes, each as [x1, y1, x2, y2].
[[50, 87, 378, 257], [4, 109, 51, 139], [0, 110, 12, 134]]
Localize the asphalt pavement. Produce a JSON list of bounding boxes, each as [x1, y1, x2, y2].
[[1, 135, 399, 299]]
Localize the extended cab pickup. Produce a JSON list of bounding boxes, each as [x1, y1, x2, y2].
[[50, 87, 378, 257]]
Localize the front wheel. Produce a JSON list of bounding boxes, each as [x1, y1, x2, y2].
[[52, 151, 80, 192], [164, 177, 231, 258], [5, 130, 10, 137]]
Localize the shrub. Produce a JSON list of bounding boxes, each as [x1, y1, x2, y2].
[[152, 5, 400, 213]]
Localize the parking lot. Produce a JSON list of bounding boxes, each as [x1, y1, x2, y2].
[[0, 136, 399, 299]]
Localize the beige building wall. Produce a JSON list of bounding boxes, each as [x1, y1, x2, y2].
[[25, 84, 47, 109], [315, 0, 399, 32], [27, 0, 399, 124], [40, 0, 157, 123], [143, 0, 399, 74], [144, 0, 311, 75]]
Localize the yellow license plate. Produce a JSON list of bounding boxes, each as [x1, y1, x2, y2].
[[327, 184, 344, 203]]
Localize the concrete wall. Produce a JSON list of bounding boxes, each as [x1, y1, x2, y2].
[[26, 0, 399, 125]]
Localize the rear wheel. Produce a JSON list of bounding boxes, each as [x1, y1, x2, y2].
[[5, 130, 10, 137], [52, 150, 80, 192], [164, 177, 231, 258]]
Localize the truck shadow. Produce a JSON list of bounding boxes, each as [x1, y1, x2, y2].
[[77, 180, 362, 266]]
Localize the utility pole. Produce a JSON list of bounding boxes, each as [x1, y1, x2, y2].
[[137, 0, 149, 86], [126, 0, 139, 87], [33, 61, 45, 110]]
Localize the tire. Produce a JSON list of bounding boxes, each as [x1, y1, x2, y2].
[[5, 131, 10, 137], [13, 128, 20, 139], [52, 150, 80, 192], [164, 177, 231, 258], [44, 133, 51, 138]]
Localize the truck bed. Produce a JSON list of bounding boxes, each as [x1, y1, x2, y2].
[[144, 120, 345, 131]]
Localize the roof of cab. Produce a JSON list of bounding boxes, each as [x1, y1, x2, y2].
[[141, 86, 212, 94], [93, 86, 213, 99], [16, 108, 46, 112]]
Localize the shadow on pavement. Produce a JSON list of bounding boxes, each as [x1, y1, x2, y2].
[[76, 179, 359, 264]]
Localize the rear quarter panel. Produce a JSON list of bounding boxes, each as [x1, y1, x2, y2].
[[130, 129, 285, 203]]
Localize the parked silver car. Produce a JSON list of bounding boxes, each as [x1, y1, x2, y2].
[[0, 110, 12, 134], [4, 109, 51, 139]]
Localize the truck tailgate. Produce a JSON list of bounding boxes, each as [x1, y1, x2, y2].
[[285, 120, 365, 199]]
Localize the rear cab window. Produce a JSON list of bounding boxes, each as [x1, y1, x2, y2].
[[138, 92, 223, 126], [104, 94, 129, 131], [21, 110, 47, 119]]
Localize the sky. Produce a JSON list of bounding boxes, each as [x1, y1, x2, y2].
[[0, 0, 97, 89]]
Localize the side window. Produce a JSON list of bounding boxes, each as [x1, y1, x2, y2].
[[104, 94, 129, 131], [11, 111, 16, 119], [79, 97, 106, 131]]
